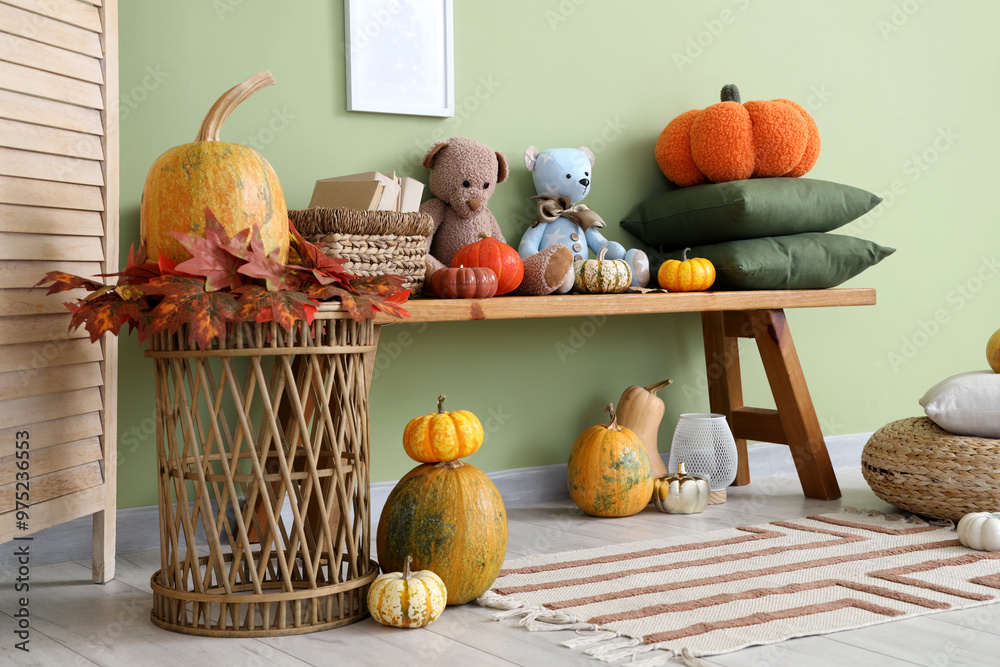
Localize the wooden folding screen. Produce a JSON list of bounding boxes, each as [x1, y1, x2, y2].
[[0, 0, 119, 582]]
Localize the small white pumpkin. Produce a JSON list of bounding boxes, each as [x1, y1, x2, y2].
[[956, 512, 1000, 551], [573, 247, 633, 294], [368, 555, 447, 628]]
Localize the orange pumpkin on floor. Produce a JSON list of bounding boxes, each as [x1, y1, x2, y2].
[[566, 403, 653, 517], [140, 71, 289, 263], [655, 84, 820, 186]]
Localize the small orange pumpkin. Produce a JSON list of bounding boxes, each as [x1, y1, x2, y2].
[[403, 395, 484, 463], [140, 71, 289, 263], [655, 84, 820, 186], [451, 233, 524, 295], [657, 248, 715, 292], [428, 266, 498, 299]]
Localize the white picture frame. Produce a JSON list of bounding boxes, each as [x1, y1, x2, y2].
[[345, 0, 455, 117]]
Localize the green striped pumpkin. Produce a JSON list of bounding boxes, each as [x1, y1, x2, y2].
[[376, 460, 508, 605], [573, 247, 633, 293]]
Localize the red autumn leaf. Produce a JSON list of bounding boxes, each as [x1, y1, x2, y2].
[[139, 273, 207, 298], [236, 226, 298, 291], [234, 285, 318, 331], [34, 271, 104, 295], [101, 244, 162, 284], [67, 292, 144, 342], [147, 287, 240, 350], [289, 220, 348, 274], [172, 209, 251, 291]]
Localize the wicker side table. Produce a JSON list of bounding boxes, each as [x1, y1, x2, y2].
[[145, 310, 379, 637]]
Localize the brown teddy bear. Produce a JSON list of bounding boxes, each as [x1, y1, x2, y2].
[[420, 137, 572, 296]]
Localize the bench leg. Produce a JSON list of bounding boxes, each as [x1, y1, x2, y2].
[[746, 309, 840, 500], [701, 312, 750, 486], [702, 309, 841, 500]]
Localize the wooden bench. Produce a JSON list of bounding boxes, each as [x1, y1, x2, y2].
[[373, 288, 877, 500]]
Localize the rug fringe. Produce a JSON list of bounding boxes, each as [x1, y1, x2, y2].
[[585, 637, 641, 659], [561, 631, 620, 648]]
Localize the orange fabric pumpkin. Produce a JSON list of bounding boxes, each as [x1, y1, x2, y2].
[[450, 233, 524, 295], [140, 71, 289, 264], [655, 84, 820, 186], [657, 248, 716, 292]]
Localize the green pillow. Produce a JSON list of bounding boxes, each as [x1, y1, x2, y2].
[[649, 233, 895, 290], [621, 178, 882, 250]]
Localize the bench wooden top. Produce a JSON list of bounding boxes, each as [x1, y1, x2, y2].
[[361, 288, 876, 324]]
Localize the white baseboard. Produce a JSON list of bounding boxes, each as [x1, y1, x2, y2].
[[2, 433, 872, 570]]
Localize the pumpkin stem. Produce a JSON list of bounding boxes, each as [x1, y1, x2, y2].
[[403, 555, 412, 581], [605, 403, 621, 431], [597, 246, 608, 262], [677, 462, 688, 476], [195, 70, 277, 142], [437, 394, 446, 413], [435, 459, 465, 469], [644, 379, 674, 394], [478, 232, 491, 240], [681, 247, 690, 262], [721, 84, 740, 104]]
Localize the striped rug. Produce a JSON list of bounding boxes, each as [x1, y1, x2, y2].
[[478, 512, 1000, 666]]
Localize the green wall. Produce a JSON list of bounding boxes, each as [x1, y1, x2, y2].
[[115, 0, 1000, 508]]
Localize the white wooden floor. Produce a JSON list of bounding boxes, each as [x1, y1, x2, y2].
[[2, 466, 999, 666]]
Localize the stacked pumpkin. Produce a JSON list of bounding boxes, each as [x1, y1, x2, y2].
[[622, 84, 894, 291], [427, 234, 524, 298], [376, 395, 508, 607]]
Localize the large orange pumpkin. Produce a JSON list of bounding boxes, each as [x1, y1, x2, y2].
[[655, 84, 820, 187], [140, 71, 289, 263], [377, 460, 507, 605], [450, 233, 524, 295], [566, 403, 653, 517]]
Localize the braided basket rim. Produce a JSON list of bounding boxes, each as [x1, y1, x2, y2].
[[289, 207, 434, 237]]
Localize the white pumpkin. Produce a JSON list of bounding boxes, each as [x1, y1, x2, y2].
[[368, 556, 447, 628], [956, 512, 1000, 551]]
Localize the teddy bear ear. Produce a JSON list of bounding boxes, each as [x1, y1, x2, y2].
[[495, 150, 509, 184], [423, 141, 449, 169], [578, 146, 596, 167], [523, 146, 540, 171]]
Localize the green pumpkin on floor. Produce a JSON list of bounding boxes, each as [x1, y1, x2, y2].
[[376, 460, 508, 605]]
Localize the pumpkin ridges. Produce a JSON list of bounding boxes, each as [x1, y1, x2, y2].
[[655, 109, 706, 187], [776, 98, 821, 177], [451, 234, 524, 295], [743, 100, 808, 178], [689, 101, 755, 183]]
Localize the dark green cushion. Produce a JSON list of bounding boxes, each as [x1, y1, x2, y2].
[[650, 233, 895, 290], [621, 178, 882, 250]]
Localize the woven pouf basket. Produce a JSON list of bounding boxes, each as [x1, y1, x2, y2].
[[290, 207, 433, 292], [862, 417, 1000, 521]]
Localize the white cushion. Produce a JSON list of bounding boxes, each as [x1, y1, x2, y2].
[[919, 370, 1000, 438]]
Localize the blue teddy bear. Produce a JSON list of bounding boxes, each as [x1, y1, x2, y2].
[[520, 146, 649, 292]]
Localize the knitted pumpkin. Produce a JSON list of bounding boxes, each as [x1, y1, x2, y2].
[[655, 84, 820, 187]]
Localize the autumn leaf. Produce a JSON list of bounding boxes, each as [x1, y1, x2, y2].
[[236, 226, 298, 291], [172, 209, 251, 291], [34, 271, 104, 295], [101, 244, 162, 285], [234, 285, 318, 331], [146, 287, 239, 350], [67, 292, 144, 342]]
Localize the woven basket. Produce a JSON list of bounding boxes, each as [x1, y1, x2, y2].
[[290, 207, 433, 291], [862, 417, 1000, 521]]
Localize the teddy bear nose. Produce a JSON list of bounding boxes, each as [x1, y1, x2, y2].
[[468, 198, 482, 211], [579, 178, 590, 187]]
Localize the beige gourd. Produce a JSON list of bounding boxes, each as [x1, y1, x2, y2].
[[615, 379, 672, 479]]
